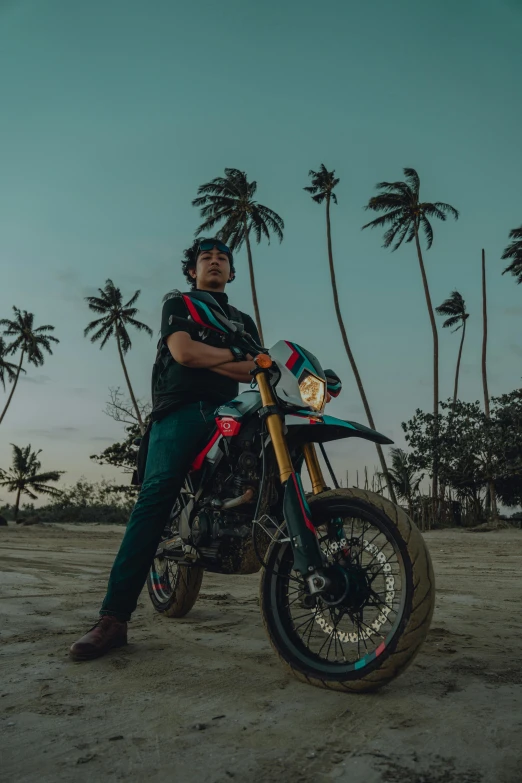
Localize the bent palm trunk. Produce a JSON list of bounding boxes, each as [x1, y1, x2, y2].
[[115, 330, 145, 436], [481, 249, 498, 519], [414, 227, 439, 503], [0, 351, 25, 427], [243, 217, 265, 346], [453, 319, 467, 405], [325, 197, 397, 505]]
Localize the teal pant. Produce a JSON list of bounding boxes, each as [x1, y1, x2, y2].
[[100, 402, 216, 621]]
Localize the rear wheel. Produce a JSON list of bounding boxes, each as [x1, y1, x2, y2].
[[147, 556, 204, 618], [147, 517, 204, 618], [260, 488, 435, 692]]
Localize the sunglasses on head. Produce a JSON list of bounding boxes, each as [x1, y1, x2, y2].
[[197, 239, 232, 257]]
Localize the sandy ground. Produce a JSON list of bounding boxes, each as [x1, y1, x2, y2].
[[1, 523, 521, 783]]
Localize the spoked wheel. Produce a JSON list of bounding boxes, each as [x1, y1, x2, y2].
[[260, 488, 435, 692], [147, 532, 204, 618]]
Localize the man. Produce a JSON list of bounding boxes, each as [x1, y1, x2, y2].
[[70, 238, 260, 661]]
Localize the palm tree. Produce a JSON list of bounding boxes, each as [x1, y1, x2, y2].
[[362, 167, 459, 500], [0, 336, 24, 391], [501, 225, 522, 284], [436, 291, 470, 405], [0, 444, 64, 521], [84, 280, 153, 435], [192, 168, 284, 345], [378, 448, 423, 519], [0, 308, 59, 426], [305, 164, 397, 504], [481, 249, 498, 519]]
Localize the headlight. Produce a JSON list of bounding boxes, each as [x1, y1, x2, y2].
[[299, 373, 326, 412]]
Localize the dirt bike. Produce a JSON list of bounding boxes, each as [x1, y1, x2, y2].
[[144, 290, 435, 692]]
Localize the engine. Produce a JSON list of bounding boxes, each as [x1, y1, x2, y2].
[[184, 422, 273, 573]]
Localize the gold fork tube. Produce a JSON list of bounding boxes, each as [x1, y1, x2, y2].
[[302, 442, 327, 494], [256, 372, 294, 483]]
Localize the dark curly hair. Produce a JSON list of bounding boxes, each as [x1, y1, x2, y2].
[[181, 237, 236, 290]]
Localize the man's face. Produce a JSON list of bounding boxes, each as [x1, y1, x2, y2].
[[191, 246, 232, 291]]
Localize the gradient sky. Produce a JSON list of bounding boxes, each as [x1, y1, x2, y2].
[[1, 0, 521, 506]]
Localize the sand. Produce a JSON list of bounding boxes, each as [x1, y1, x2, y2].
[[1, 522, 521, 783]]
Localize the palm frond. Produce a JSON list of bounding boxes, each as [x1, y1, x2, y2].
[[361, 208, 406, 231], [33, 324, 56, 334], [433, 201, 459, 221], [193, 168, 283, 247], [501, 225, 522, 282], [124, 317, 153, 336], [0, 337, 22, 389], [422, 203, 447, 222], [21, 487, 39, 501], [88, 322, 114, 346], [124, 290, 141, 308], [383, 217, 413, 250], [305, 165, 339, 205], [420, 215, 434, 249], [403, 168, 420, 196], [442, 315, 462, 330], [84, 317, 110, 337], [29, 484, 64, 497], [196, 213, 234, 236], [29, 470, 64, 485], [390, 217, 413, 251], [116, 324, 132, 353], [1, 310, 58, 366]]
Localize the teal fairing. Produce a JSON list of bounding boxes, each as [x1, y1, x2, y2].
[[216, 391, 393, 447]]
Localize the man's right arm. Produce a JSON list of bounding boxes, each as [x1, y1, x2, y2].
[[166, 331, 235, 369]]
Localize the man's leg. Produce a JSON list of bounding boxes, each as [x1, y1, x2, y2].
[[70, 402, 215, 660]]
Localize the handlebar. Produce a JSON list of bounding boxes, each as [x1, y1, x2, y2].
[[167, 314, 265, 358]]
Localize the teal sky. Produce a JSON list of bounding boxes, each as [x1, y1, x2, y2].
[[1, 0, 521, 502]]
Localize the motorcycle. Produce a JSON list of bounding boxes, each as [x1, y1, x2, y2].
[[144, 290, 435, 692]]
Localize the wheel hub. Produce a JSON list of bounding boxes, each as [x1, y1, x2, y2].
[[343, 562, 372, 612], [318, 563, 350, 607]]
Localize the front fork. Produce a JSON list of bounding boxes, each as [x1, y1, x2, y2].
[[256, 370, 328, 589]]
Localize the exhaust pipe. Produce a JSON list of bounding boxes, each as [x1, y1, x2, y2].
[[221, 487, 255, 510]]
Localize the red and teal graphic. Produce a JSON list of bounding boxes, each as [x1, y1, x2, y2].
[[354, 639, 388, 670], [191, 428, 221, 471], [150, 571, 167, 593], [284, 341, 322, 381], [182, 294, 228, 334], [327, 378, 342, 397]]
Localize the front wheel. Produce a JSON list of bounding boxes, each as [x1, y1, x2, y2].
[[260, 488, 435, 692]]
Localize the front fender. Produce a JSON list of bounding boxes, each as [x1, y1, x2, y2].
[[284, 411, 394, 446]]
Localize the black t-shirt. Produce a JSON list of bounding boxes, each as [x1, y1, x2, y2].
[[150, 290, 260, 421]]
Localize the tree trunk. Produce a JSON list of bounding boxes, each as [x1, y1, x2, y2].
[[324, 196, 397, 505], [413, 227, 439, 502], [115, 329, 145, 436], [481, 249, 490, 417], [481, 249, 498, 519], [243, 218, 264, 346], [453, 319, 467, 405], [14, 486, 22, 522], [0, 351, 25, 426]]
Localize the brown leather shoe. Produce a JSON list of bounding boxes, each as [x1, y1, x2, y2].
[[69, 616, 128, 661]]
